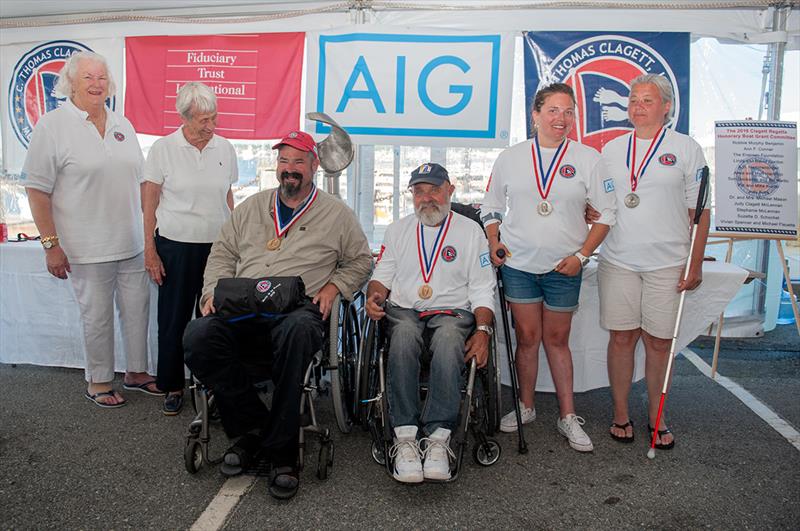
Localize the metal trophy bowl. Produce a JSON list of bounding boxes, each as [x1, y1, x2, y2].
[[306, 112, 354, 198]]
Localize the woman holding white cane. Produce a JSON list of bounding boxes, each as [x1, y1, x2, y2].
[[598, 74, 710, 449]]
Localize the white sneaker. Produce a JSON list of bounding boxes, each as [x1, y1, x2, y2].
[[557, 414, 594, 452], [390, 426, 423, 483], [421, 428, 454, 480], [499, 402, 536, 433]]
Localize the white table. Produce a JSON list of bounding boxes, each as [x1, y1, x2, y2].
[[0, 241, 159, 373], [495, 260, 748, 392]]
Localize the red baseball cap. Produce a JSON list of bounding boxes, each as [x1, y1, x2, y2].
[[272, 131, 318, 159]]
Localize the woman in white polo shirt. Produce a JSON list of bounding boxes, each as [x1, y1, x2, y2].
[[482, 83, 616, 453], [23, 52, 153, 408], [142, 82, 237, 415], [599, 74, 709, 450]]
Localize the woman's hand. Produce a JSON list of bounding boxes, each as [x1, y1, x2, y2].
[[489, 239, 509, 267], [144, 246, 165, 285], [554, 255, 582, 277], [45, 247, 71, 279]]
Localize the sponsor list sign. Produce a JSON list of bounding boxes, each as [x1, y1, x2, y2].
[[714, 121, 798, 238]]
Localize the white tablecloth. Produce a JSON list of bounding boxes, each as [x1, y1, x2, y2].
[[495, 260, 748, 392], [0, 241, 159, 373], [1, 242, 747, 391]]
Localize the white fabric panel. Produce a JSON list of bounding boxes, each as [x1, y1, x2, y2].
[[495, 260, 749, 392]]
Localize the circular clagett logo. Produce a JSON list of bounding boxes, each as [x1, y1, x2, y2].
[[544, 35, 680, 151], [441, 246, 457, 262], [735, 156, 780, 199], [559, 164, 576, 178], [256, 280, 272, 293], [8, 40, 116, 148]]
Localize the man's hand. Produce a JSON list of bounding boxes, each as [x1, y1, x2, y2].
[[365, 291, 386, 321], [313, 283, 340, 320], [200, 296, 216, 316], [678, 264, 703, 292], [45, 246, 71, 279], [144, 246, 165, 285], [584, 203, 601, 224], [464, 330, 490, 368]]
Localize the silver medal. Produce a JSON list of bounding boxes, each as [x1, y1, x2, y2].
[[624, 192, 640, 208], [537, 200, 554, 216]]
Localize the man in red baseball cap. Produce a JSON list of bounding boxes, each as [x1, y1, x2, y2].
[[184, 129, 371, 499]]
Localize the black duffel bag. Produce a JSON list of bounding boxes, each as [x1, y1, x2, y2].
[[213, 276, 307, 320]]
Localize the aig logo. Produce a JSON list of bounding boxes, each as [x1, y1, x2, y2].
[[310, 33, 510, 142]]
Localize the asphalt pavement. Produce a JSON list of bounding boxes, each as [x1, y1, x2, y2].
[[1, 325, 797, 530]]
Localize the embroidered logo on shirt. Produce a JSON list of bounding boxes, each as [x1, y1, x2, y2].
[[659, 153, 677, 166], [441, 245, 457, 262], [603, 179, 615, 193], [256, 280, 272, 293], [480, 252, 491, 268], [114, 132, 125, 142], [559, 164, 576, 178]]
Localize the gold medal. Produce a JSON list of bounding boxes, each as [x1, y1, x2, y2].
[[267, 238, 281, 251], [418, 284, 433, 299]]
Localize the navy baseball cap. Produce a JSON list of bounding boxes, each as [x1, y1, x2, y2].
[[409, 163, 450, 186]]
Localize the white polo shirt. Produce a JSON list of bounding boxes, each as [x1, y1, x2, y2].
[[481, 138, 617, 274], [599, 128, 706, 272], [143, 128, 238, 243], [21, 99, 145, 264], [371, 211, 496, 312]]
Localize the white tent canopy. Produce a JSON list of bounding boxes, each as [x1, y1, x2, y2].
[[1, 1, 797, 47]]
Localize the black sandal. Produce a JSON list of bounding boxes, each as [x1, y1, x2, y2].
[[647, 424, 675, 450], [268, 466, 299, 500], [609, 419, 634, 443], [220, 433, 263, 476]]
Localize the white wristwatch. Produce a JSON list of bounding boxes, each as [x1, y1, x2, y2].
[[476, 325, 494, 337], [574, 252, 590, 267]]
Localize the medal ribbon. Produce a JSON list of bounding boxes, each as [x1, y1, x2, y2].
[[416, 212, 453, 284], [532, 136, 569, 201], [626, 127, 666, 192], [272, 185, 318, 238]]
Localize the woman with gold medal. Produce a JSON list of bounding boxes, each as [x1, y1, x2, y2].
[[481, 83, 617, 453]]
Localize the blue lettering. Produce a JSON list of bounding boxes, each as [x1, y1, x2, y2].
[[335, 56, 385, 114], [395, 56, 406, 114], [418, 55, 472, 116]]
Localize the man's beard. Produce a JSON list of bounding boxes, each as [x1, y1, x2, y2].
[[279, 171, 304, 198], [415, 200, 450, 226]]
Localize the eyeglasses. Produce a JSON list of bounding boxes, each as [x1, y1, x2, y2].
[[408, 185, 443, 198]]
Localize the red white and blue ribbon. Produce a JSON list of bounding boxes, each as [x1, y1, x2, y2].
[[626, 127, 666, 192], [416, 212, 453, 284], [532, 136, 569, 201], [272, 185, 318, 238]]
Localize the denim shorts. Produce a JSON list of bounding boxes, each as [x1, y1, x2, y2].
[[500, 265, 582, 312]]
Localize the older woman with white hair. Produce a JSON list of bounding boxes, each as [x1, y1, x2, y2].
[[142, 81, 237, 415], [23, 51, 154, 408], [598, 73, 709, 450]]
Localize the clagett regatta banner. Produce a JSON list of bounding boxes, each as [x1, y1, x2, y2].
[[305, 28, 514, 147], [125, 33, 304, 139], [1, 38, 124, 174], [523, 32, 690, 152]]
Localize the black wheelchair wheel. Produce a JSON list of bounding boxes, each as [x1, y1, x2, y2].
[[330, 297, 360, 433], [485, 335, 501, 435], [370, 440, 386, 466], [473, 438, 501, 466], [317, 440, 333, 480], [356, 319, 378, 428], [184, 439, 203, 474]]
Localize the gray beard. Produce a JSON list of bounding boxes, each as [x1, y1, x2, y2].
[[415, 201, 450, 227]]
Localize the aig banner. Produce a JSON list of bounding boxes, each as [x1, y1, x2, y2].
[[523, 32, 690, 152], [1, 38, 124, 174], [305, 29, 514, 147], [125, 33, 304, 139]]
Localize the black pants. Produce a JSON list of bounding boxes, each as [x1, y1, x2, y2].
[[155, 233, 212, 393], [183, 301, 324, 465]]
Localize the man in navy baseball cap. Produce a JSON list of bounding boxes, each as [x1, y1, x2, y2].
[[409, 162, 450, 187]]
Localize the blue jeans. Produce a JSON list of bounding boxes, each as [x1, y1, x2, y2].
[[384, 304, 475, 435]]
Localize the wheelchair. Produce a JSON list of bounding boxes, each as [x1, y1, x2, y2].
[[183, 292, 362, 480], [356, 313, 503, 482]]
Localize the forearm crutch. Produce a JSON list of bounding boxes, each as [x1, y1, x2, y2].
[[496, 249, 528, 454], [648, 167, 709, 459]]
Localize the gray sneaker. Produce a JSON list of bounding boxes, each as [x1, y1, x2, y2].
[[499, 402, 536, 433], [557, 414, 593, 452]]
